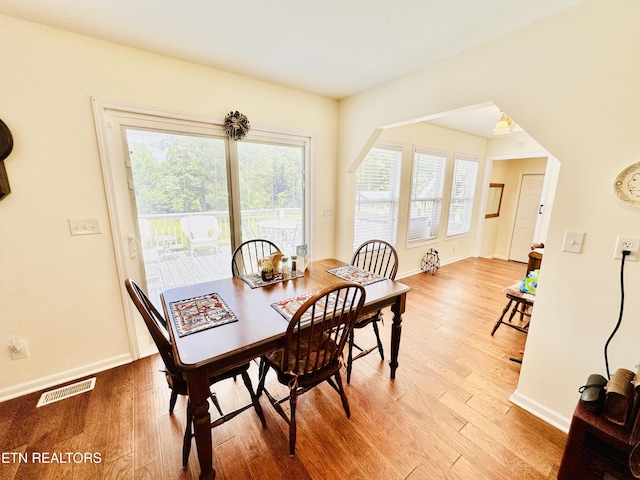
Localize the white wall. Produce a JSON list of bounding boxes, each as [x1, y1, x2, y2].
[[338, 0, 640, 430], [0, 14, 338, 399]]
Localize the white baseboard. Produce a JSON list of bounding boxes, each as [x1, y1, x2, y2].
[[509, 388, 572, 433], [0, 353, 133, 402]]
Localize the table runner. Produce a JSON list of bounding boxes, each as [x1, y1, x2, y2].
[[169, 292, 238, 337]]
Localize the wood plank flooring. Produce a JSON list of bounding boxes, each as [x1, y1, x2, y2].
[[0, 258, 567, 479]]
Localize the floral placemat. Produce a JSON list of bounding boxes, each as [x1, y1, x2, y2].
[[326, 265, 385, 286], [240, 272, 302, 289], [169, 293, 238, 337], [271, 289, 351, 324]]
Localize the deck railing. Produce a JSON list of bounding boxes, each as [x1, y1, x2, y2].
[[138, 208, 301, 253]]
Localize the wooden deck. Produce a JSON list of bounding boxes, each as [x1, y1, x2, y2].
[[145, 247, 233, 306]]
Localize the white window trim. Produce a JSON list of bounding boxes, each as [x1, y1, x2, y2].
[[353, 142, 403, 249], [91, 97, 313, 358], [446, 153, 479, 238], [405, 146, 448, 249]]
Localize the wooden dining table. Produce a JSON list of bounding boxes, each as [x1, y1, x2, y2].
[[161, 258, 410, 480]]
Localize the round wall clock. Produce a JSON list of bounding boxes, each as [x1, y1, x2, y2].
[[613, 162, 640, 207]]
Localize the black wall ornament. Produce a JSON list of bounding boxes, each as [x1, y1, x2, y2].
[[224, 111, 250, 141], [0, 118, 13, 200]]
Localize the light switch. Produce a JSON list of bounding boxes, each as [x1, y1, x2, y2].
[[562, 230, 585, 254], [68, 218, 102, 236]]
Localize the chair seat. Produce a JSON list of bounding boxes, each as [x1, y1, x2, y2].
[[354, 310, 382, 329], [264, 333, 340, 381], [491, 281, 535, 335], [502, 281, 536, 303]]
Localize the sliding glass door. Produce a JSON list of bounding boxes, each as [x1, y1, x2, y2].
[[93, 101, 309, 357], [124, 130, 306, 306]]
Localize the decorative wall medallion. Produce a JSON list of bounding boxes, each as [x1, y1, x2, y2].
[[224, 111, 250, 141], [613, 162, 640, 207], [0, 118, 13, 200]]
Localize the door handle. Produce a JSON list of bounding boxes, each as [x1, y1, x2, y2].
[[128, 235, 141, 259], [538, 204, 544, 215]]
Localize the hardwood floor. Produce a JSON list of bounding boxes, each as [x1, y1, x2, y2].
[[0, 258, 567, 480]]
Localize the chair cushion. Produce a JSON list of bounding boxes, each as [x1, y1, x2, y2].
[[265, 335, 339, 375], [354, 310, 382, 329]]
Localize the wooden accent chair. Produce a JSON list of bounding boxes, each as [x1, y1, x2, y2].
[[231, 238, 281, 276], [124, 278, 266, 467], [346, 239, 398, 384], [257, 282, 366, 455]]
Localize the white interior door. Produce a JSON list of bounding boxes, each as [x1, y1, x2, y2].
[[509, 173, 544, 263]]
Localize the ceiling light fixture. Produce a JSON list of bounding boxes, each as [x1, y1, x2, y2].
[[492, 112, 523, 135]]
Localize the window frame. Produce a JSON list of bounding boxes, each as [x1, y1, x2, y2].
[[446, 154, 479, 238], [92, 98, 313, 358], [353, 143, 403, 249], [405, 146, 448, 247]]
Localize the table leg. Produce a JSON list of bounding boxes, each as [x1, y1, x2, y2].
[[389, 299, 404, 379], [186, 369, 216, 480]]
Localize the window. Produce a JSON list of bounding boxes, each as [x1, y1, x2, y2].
[[126, 130, 307, 257], [98, 104, 309, 310], [236, 138, 305, 250], [353, 146, 402, 249], [447, 156, 478, 236], [407, 148, 446, 243]]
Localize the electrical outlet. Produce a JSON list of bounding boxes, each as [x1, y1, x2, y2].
[[613, 235, 640, 261], [9, 337, 29, 360]]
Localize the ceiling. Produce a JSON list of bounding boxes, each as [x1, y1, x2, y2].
[[0, 0, 584, 136]]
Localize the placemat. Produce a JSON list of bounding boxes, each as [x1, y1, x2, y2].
[[326, 265, 386, 286], [271, 289, 351, 324], [169, 293, 238, 337], [240, 271, 302, 289]]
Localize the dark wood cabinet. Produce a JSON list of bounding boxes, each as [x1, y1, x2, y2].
[[559, 402, 635, 479]]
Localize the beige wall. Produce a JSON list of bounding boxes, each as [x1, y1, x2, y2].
[[338, 0, 640, 430], [0, 14, 338, 399], [481, 157, 548, 260], [3, 0, 640, 435], [377, 122, 487, 273]]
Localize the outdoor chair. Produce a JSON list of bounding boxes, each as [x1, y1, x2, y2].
[[124, 278, 266, 468], [180, 215, 221, 256], [256, 282, 365, 455], [346, 239, 398, 384]]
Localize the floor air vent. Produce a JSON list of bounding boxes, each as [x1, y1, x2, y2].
[[36, 377, 96, 407]]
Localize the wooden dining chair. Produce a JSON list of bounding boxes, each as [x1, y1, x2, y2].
[[347, 239, 398, 384], [231, 238, 281, 276], [124, 278, 266, 468], [256, 282, 365, 456]]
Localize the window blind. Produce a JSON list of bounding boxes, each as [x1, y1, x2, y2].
[[447, 156, 478, 237], [407, 150, 446, 243], [353, 147, 402, 249]]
